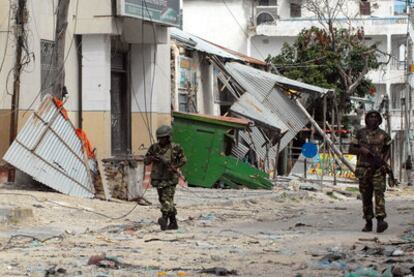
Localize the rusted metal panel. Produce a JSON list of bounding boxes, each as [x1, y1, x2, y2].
[[3, 95, 96, 198]]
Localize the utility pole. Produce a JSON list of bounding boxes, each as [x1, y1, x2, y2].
[[8, 0, 27, 182], [51, 0, 70, 99], [404, 0, 413, 184]]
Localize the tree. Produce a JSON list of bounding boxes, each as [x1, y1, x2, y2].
[[268, 0, 388, 125], [269, 27, 379, 110]]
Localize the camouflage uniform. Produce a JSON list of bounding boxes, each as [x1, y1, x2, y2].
[[144, 142, 186, 216], [351, 122, 391, 220]]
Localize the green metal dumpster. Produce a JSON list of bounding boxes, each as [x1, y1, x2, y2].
[[172, 112, 272, 190]]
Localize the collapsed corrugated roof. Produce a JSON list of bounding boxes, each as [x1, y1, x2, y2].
[[3, 95, 98, 198], [170, 28, 266, 65], [230, 91, 289, 134], [225, 62, 327, 151]]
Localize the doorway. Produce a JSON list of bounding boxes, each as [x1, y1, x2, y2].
[[111, 50, 131, 156]]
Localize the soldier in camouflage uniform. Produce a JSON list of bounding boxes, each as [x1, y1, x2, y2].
[[144, 125, 187, 231], [349, 110, 391, 233]]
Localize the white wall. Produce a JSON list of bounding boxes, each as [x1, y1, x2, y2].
[[82, 35, 111, 111], [130, 42, 171, 114], [250, 36, 295, 60], [0, 0, 15, 110], [183, 0, 253, 54], [0, 0, 80, 112], [278, 0, 393, 20]]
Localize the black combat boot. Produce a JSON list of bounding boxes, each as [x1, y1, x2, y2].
[[167, 214, 178, 230], [362, 219, 373, 232], [376, 217, 388, 233], [158, 213, 169, 231]]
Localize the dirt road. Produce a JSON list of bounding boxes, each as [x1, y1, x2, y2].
[[0, 184, 413, 276]]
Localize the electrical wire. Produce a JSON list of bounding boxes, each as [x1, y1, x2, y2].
[[0, 192, 141, 220], [141, 0, 152, 143], [143, 0, 158, 136], [221, 0, 267, 61], [23, 0, 80, 117]]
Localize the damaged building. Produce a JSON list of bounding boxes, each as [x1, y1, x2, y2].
[[170, 28, 335, 188]]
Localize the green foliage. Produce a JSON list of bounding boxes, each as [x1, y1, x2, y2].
[[269, 27, 380, 114]]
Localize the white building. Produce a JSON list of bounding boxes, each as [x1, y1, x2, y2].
[[0, 0, 179, 159], [182, 0, 410, 113], [182, 0, 414, 179]]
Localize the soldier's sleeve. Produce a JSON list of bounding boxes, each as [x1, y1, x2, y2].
[[173, 144, 187, 168], [144, 144, 155, 165]]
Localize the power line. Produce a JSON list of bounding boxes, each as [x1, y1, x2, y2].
[[24, 0, 80, 116], [143, 0, 158, 135]]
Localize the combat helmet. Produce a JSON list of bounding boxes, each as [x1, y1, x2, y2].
[[365, 110, 382, 125], [156, 125, 172, 139]]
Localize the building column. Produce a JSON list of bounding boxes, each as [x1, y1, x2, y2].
[[386, 33, 392, 97]]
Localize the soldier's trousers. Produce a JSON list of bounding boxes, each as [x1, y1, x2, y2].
[[157, 184, 177, 216], [358, 168, 386, 220]]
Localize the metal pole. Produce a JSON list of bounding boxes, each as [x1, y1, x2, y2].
[[295, 98, 356, 173], [321, 95, 327, 184], [273, 140, 280, 180], [52, 0, 70, 99], [8, 0, 27, 182]]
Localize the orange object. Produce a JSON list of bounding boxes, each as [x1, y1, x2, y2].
[[52, 97, 69, 120], [75, 128, 95, 159]]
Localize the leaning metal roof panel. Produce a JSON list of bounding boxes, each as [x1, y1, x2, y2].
[[170, 28, 266, 65], [3, 95, 95, 198], [225, 62, 330, 95], [170, 28, 240, 60], [225, 62, 312, 151], [230, 92, 289, 133]]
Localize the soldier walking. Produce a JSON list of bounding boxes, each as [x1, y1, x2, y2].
[[349, 110, 391, 233], [144, 125, 187, 231]]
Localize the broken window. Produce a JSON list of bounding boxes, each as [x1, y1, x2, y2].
[[290, 3, 301, 18], [360, 0, 371, 15], [40, 39, 55, 97], [178, 93, 189, 112]]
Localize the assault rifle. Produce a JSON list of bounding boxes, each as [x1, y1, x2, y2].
[[149, 153, 187, 182], [366, 149, 398, 187]]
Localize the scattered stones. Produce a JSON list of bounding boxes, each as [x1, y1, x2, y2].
[[391, 249, 405, 257]]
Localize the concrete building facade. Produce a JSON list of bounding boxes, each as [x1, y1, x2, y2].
[[182, 0, 410, 112], [0, 0, 177, 161]]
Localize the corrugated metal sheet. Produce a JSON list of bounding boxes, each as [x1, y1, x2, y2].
[[3, 96, 96, 198], [232, 127, 278, 173], [225, 62, 311, 151], [225, 62, 330, 95], [171, 28, 240, 61], [230, 92, 289, 133], [170, 28, 266, 65]]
